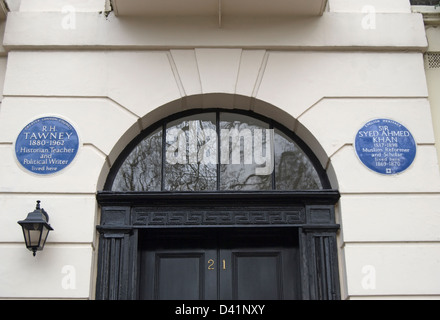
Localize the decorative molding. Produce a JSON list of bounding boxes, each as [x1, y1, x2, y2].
[[97, 190, 341, 206], [100, 207, 130, 226], [412, 6, 440, 25], [3, 13, 428, 52], [300, 230, 340, 300], [133, 207, 305, 226], [306, 205, 335, 225]]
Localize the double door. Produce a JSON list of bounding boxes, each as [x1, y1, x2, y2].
[[139, 228, 300, 300]]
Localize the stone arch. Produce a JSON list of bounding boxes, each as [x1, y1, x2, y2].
[[97, 93, 338, 191]]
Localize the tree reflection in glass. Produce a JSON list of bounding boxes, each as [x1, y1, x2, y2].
[[110, 111, 324, 192], [112, 128, 162, 191], [219, 113, 271, 191], [164, 113, 217, 191], [275, 129, 322, 190]]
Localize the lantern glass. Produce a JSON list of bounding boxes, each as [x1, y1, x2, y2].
[[40, 225, 50, 248], [20, 222, 52, 255]]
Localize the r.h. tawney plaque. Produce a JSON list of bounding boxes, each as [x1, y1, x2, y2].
[[15, 117, 79, 175]]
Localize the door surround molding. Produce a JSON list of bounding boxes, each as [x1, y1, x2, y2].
[[95, 191, 341, 300]]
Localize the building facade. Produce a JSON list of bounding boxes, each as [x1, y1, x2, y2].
[[0, 0, 440, 300]]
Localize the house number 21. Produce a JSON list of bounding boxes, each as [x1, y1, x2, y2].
[[208, 259, 226, 270]]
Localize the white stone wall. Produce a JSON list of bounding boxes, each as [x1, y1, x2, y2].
[[0, 0, 439, 299]]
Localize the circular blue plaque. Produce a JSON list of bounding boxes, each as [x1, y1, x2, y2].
[[354, 119, 416, 175], [15, 117, 79, 175]]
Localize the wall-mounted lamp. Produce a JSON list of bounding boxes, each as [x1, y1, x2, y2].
[[17, 201, 53, 257]]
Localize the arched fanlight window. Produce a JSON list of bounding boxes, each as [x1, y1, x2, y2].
[[107, 110, 329, 192]]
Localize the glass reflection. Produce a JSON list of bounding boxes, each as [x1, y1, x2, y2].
[[112, 128, 162, 191], [219, 113, 271, 191], [110, 112, 324, 192], [164, 113, 217, 191], [275, 129, 322, 190]]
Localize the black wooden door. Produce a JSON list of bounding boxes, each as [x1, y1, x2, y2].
[[139, 228, 299, 300]]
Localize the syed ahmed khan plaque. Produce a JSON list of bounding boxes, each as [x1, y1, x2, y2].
[[15, 117, 79, 175], [355, 119, 416, 175]]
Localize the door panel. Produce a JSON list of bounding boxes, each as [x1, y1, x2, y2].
[[220, 248, 298, 300], [155, 253, 204, 300], [233, 252, 282, 300], [140, 249, 218, 300], [139, 228, 299, 300]]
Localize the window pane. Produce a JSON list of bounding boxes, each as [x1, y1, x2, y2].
[[110, 111, 326, 192], [164, 113, 217, 191], [219, 113, 272, 191], [275, 129, 322, 190], [112, 128, 162, 191]]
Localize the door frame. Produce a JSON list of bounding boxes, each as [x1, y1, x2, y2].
[[95, 190, 341, 300]]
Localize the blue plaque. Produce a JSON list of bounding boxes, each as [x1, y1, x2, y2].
[[15, 117, 79, 175], [354, 119, 416, 175]]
